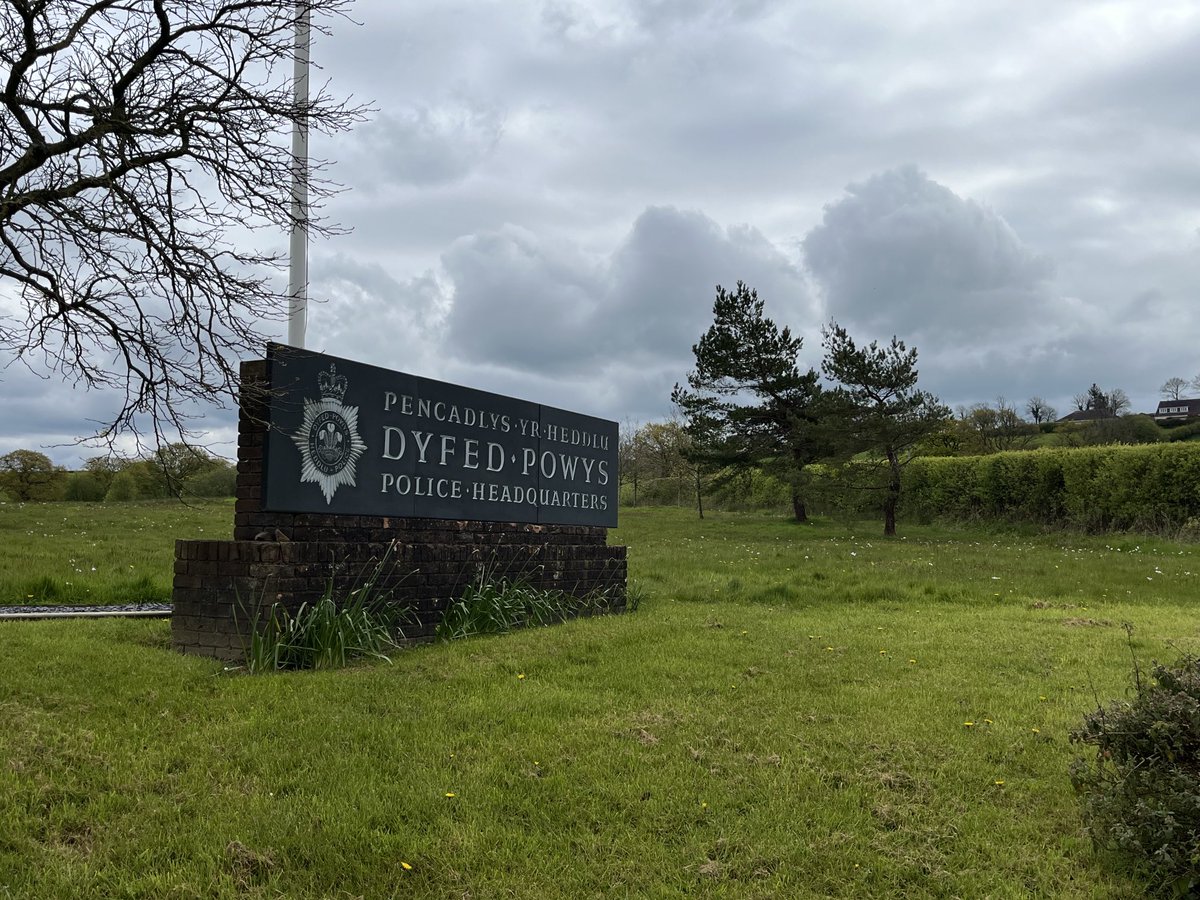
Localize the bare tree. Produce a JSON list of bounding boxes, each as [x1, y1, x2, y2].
[[1108, 387, 1131, 416], [1160, 378, 1189, 401], [959, 397, 1032, 453], [1025, 396, 1056, 424], [617, 418, 646, 505], [0, 0, 366, 447]]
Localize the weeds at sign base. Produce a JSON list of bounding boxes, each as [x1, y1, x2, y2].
[[240, 543, 410, 674], [435, 570, 621, 642]]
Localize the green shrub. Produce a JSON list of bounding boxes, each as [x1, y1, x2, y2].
[[183, 464, 237, 497], [1166, 421, 1200, 442], [805, 461, 889, 522], [904, 444, 1200, 532], [704, 466, 790, 511], [64, 471, 107, 502], [1070, 651, 1200, 896], [630, 474, 692, 507], [104, 470, 139, 501]]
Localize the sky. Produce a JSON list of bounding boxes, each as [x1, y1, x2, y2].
[[4, 0, 1200, 466]]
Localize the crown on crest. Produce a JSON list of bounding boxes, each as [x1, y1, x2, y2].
[[317, 364, 348, 402]]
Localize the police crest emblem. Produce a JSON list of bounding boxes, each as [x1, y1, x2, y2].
[[291, 363, 368, 503]]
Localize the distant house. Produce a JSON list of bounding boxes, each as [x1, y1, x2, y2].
[[1058, 408, 1115, 423], [1153, 399, 1200, 422]]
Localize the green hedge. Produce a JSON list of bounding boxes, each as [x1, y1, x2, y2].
[[903, 444, 1200, 532]]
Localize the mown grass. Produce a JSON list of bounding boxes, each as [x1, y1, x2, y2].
[[0, 499, 230, 605], [2, 505, 1198, 896]]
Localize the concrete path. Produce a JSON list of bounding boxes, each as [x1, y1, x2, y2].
[[0, 603, 172, 620]]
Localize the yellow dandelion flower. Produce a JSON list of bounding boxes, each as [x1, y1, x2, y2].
[[401, 862, 413, 871], [1031, 728, 1040, 734], [908, 659, 917, 664], [879, 650, 887, 655], [517, 673, 526, 679], [444, 792, 456, 798], [994, 780, 1005, 786], [984, 718, 994, 725], [964, 721, 975, 727]]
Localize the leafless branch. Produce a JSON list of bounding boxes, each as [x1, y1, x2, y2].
[[0, 0, 367, 448]]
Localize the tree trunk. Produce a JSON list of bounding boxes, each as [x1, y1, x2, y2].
[[695, 469, 704, 519], [884, 449, 901, 536], [790, 447, 809, 523], [791, 487, 808, 523]]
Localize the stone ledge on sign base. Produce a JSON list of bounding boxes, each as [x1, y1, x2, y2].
[[171, 355, 628, 663]]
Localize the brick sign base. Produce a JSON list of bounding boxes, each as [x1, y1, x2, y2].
[[171, 361, 628, 662]]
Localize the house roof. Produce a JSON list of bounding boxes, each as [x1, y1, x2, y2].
[[1058, 408, 1115, 423], [1153, 398, 1200, 417]]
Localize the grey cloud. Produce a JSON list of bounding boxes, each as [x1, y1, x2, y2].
[[8, 1, 1200, 455], [803, 166, 1054, 339], [1054, 26, 1200, 134], [337, 100, 504, 188], [296, 207, 812, 426], [441, 206, 812, 377], [606, 207, 813, 361], [794, 166, 1191, 417], [440, 225, 604, 370], [0, 361, 239, 467], [306, 254, 448, 377]]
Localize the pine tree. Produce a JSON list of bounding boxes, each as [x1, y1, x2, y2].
[[672, 282, 825, 521], [821, 322, 950, 536]]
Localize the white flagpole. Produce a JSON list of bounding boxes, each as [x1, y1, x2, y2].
[[287, 2, 311, 348]]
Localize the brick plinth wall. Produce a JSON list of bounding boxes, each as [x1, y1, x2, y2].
[[171, 360, 628, 662]]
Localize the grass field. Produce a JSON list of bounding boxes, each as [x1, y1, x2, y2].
[[2, 503, 1197, 897], [0, 499, 232, 606]]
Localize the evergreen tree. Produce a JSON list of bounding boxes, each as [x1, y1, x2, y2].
[[821, 322, 950, 536], [672, 282, 825, 521]]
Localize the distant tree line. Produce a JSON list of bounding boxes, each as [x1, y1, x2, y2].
[[0, 445, 235, 503]]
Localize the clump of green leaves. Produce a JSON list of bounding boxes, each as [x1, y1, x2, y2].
[[1070, 649, 1200, 896], [436, 570, 618, 642], [623, 580, 645, 613], [243, 545, 409, 674]]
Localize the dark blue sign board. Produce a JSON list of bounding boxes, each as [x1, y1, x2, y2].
[[262, 344, 618, 527]]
